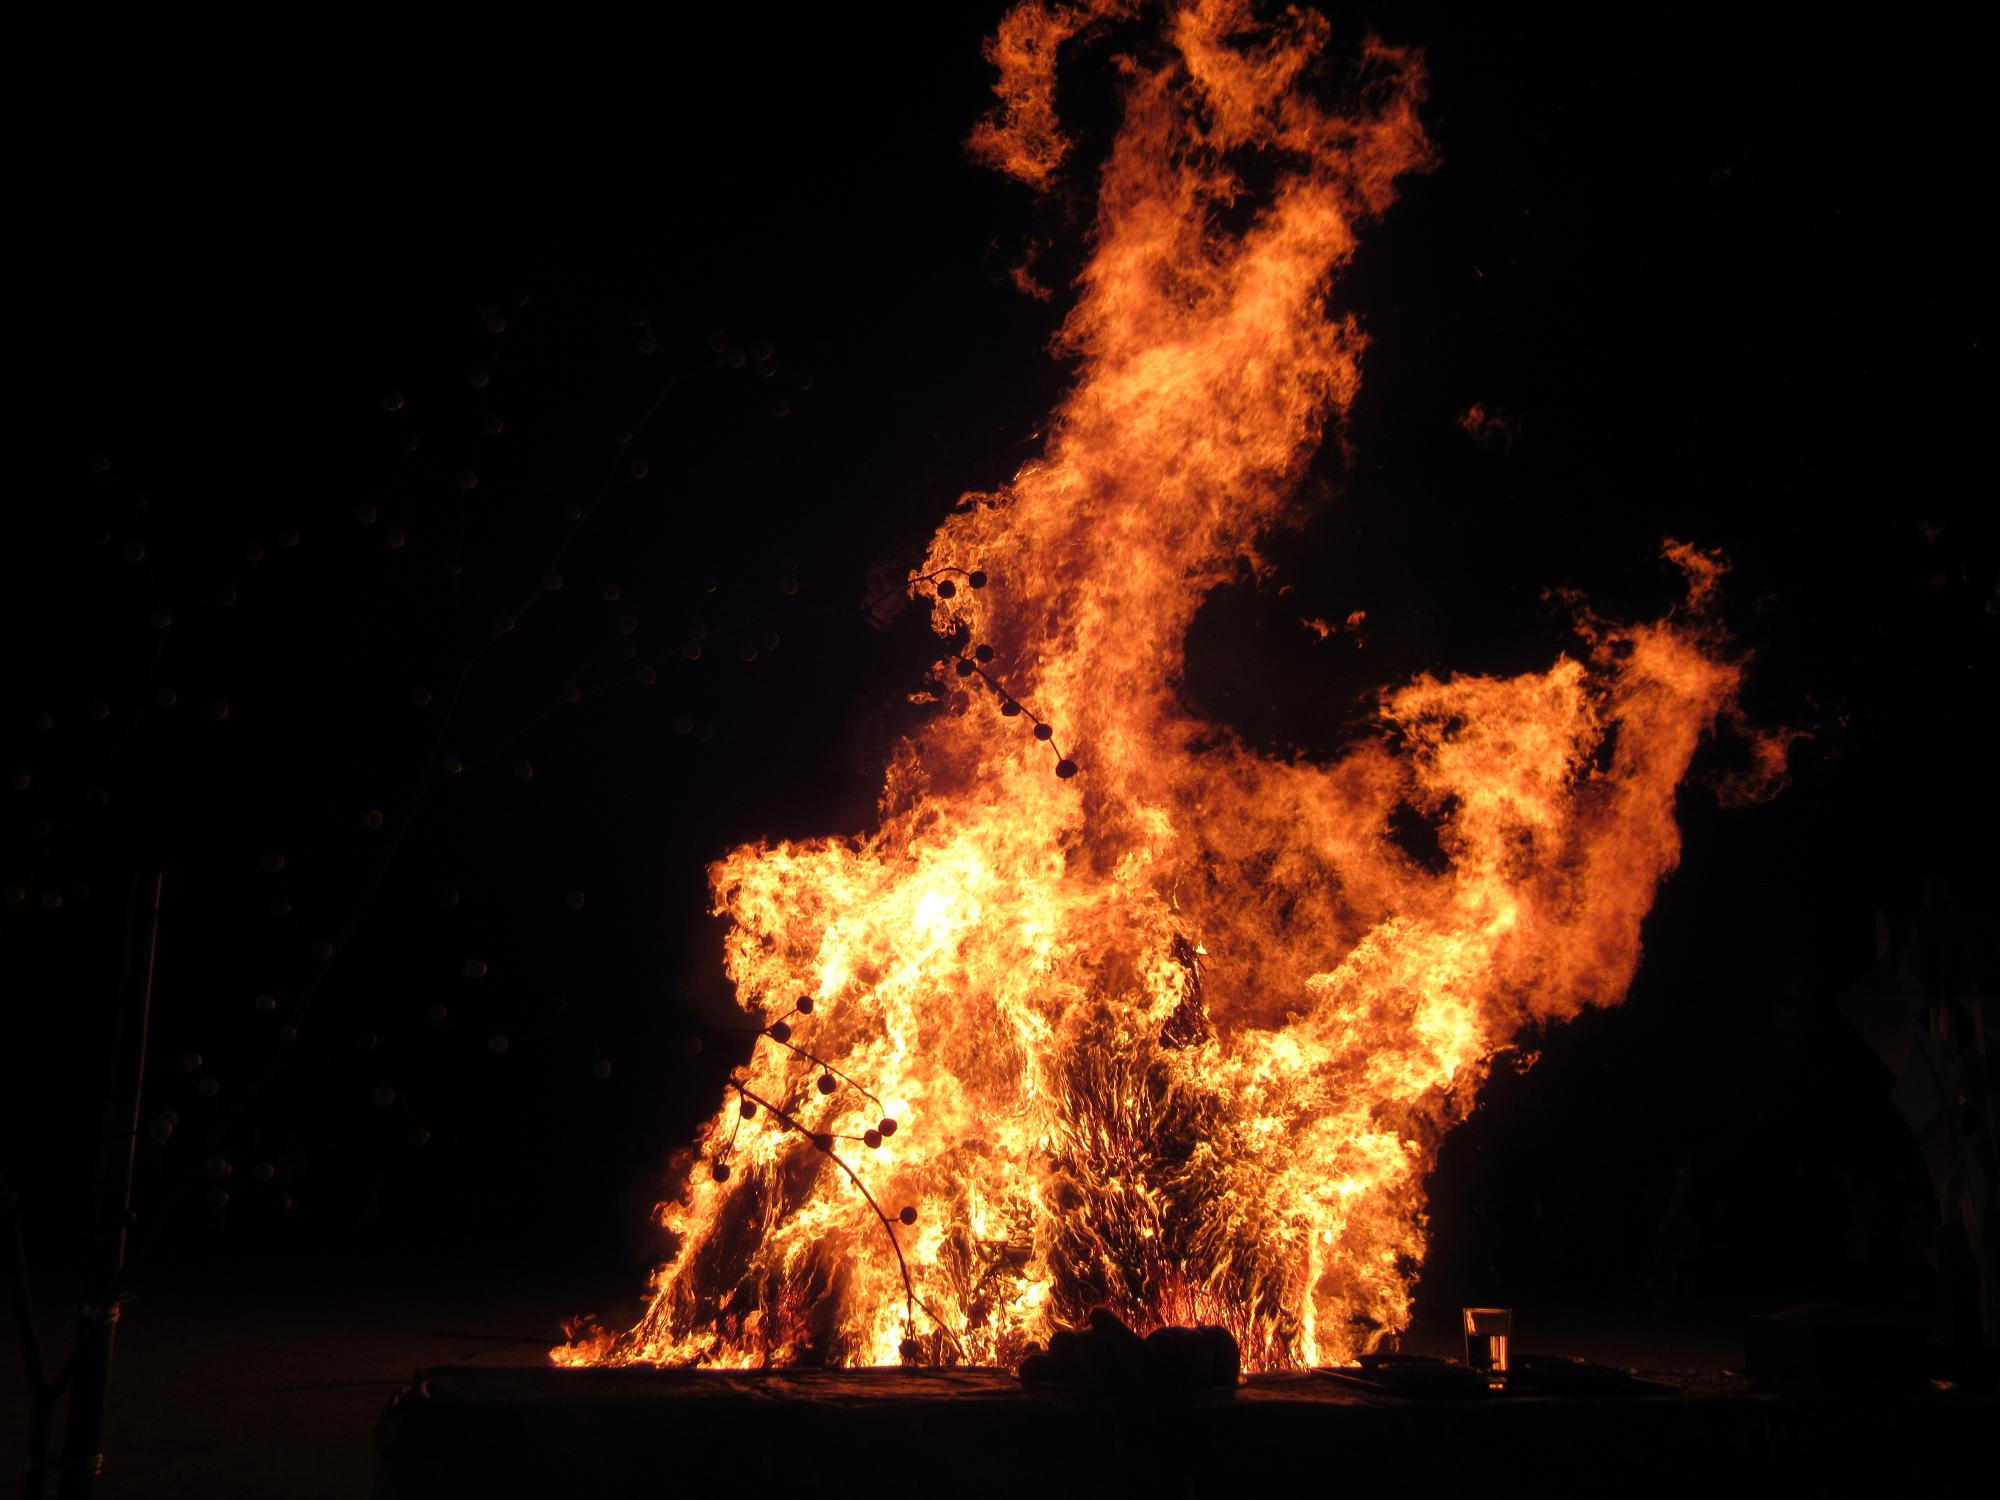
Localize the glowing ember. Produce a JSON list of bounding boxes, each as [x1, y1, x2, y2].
[[561, 0, 1774, 1372]]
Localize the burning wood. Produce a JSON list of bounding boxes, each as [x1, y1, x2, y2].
[[559, 0, 1779, 1374]]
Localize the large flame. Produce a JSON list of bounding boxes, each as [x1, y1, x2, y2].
[[564, 0, 1757, 1371]]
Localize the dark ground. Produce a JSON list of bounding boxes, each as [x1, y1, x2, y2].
[[2, 1249, 1744, 1500], [6, 2, 1991, 1493], [2, 1256, 571, 1499]]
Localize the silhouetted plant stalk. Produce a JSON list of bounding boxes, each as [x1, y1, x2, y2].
[[477, 559, 1087, 786], [915, 568, 1081, 778], [691, 997, 966, 1363]]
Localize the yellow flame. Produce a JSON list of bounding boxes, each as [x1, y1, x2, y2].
[[561, 0, 1754, 1372]]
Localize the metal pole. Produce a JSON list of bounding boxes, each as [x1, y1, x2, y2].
[[57, 871, 160, 1500]]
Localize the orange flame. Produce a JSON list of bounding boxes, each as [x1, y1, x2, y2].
[[562, 0, 1763, 1372]]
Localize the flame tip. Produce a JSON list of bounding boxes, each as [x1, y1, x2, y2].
[[566, 0, 1765, 1376]]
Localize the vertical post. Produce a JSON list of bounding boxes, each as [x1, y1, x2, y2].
[[5, 1168, 58, 1496], [57, 871, 161, 1500]]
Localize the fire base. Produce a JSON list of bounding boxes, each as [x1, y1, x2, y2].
[[374, 1365, 1988, 1497]]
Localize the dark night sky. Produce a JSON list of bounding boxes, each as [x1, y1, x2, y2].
[[9, 1, 1991, 1337]]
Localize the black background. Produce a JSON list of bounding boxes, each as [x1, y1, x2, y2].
[[8, 1, 1991, 1344]]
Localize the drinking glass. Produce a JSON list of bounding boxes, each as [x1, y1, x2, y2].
[[1462, 1307, 1512, 1388]]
